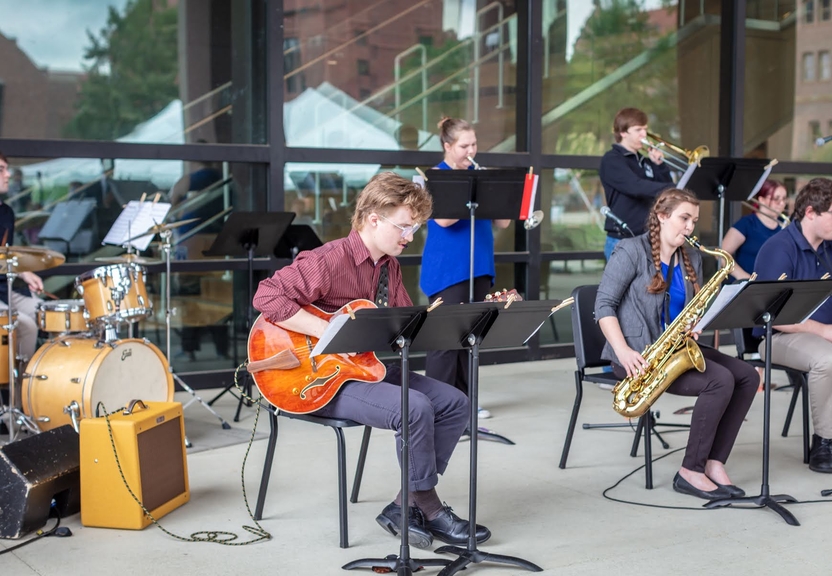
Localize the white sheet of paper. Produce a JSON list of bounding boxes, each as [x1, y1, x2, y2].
[[103, 200, 171, 251], [412, 175, 425, 189], [310, 313, 351, 357], [693, 282, 746, 332], [676, 163, 698, 189]]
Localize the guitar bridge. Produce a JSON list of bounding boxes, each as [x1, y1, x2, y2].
[[306, 335, 317, 372]]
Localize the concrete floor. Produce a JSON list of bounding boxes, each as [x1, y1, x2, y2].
[[2, 354, 832, 576]]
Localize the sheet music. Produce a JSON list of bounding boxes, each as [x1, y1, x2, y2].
[[102, 200, 171, 251], [748, 164, 774, 200], [676, 163, 698, 189], [693, 282, 747, 332], [310, 313, 351, 357]]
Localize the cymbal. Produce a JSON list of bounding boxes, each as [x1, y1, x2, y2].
[[0, 245, 66, 273], [94, 254, 162, 265], [125, 217, 200, 243]]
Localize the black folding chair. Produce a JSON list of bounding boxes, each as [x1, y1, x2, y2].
[[254, 408, 372, 548], [733, 327, 810, 463]]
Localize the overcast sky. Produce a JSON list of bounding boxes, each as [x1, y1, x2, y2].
[[0, 0, 129, 71]]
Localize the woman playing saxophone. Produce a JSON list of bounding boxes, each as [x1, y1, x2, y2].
[[595, 188, 758, 501]]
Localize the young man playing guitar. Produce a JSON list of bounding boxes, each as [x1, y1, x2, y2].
[[252, 172, 490, 548]]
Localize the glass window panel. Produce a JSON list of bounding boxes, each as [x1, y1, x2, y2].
[[820, 50, 831, 80], [283, 0, 518, 152], [284, 161, 523, 304], [0, 1, 266, 144], [803, 52, 817, 81], [806, 0, 816, 23], [6, 156, 265, 262], [542, 1, 719, 157]]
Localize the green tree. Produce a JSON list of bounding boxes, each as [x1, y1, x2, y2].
[[64, 0, 178, 140]]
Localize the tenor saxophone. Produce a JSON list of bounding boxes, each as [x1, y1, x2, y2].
[[612, 236, 735, 418]]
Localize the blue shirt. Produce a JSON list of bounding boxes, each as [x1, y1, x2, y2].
[[731, 214, 780, 280], [419, 161, 496, 297], [752, 222, 832, 336], [660, 262, 686, 328]]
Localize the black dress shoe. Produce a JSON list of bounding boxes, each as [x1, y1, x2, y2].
[[672, 473, 732, 501], [375, 502, 433, 549], [424, 505, 491, 546], [708, 480, 746, 498], [809, 434, 832, 473]]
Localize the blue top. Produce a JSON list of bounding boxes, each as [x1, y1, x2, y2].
[[660, 262, 685, 328], [419, 161, 496, 297], [731, 214, 780, 279], [752, 222, 832, 336]]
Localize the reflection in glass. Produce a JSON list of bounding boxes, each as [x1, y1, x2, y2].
[[0, 0, 265, 144], [283, 0, 518, 151]]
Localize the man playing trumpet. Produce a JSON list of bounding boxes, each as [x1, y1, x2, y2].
[[753, 177, 832, 473], [599, 107, 674, 260]]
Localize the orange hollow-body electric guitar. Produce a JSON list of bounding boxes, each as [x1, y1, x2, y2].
[[246, 299, 387, 414]]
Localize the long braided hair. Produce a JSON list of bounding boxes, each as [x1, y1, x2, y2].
[[646, 188, 701, 294]]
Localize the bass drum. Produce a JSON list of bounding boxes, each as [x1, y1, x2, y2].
[[22, 336, 173, 431]]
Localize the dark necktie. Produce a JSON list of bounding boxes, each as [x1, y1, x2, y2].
[[376, 262, 389, 308]]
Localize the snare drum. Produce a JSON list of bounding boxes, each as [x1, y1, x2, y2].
[[36, 299, 89, 334], [0, 311, 16, 386], [21, 336, 173, 431], [76, 263, 152, 325]]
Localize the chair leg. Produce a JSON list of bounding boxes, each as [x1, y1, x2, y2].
[[559, 371, 584, 469], [333, 426, 350, 549], [802, 374, 811, 464], [350, 426, 372, 503], [643, 413, 653, 490], [782, 371, 801, 438], [254, 411, 280, 521]]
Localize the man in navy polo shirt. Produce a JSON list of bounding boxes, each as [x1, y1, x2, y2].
[[753, 177, 832, 473]]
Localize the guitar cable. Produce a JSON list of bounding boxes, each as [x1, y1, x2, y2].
[[603, 444, 832, 510], [94, 361, 271, 545]]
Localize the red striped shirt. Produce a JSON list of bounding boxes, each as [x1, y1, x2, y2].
[[253, 229, 413, 322]]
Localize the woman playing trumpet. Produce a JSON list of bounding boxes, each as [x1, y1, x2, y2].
[[721, 179, 788, 282], [419, 117, 510, 419]]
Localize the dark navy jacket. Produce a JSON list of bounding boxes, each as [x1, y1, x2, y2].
[[598, 144, 673, 237]]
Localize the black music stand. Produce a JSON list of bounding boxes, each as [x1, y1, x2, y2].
[[38, 199, 97, 257], [315, 304, 450, 576], [424, 169, 526, 303], [205, 212, 295, 421], [273, 224, 323, 260], [685, 157, 768, 244], [700, 279, 832, 526], [412, 300, 557, 576]]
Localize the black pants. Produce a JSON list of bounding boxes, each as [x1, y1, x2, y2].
[[424, 276, 492, 396], [614, 346, 757, 473]]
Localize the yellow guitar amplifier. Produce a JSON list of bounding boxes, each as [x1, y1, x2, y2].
[[80, 400, 190, 529]]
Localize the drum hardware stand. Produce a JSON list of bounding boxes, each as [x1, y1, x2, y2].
[[0, 262, 42, 442], [158, 229, 231, 434]]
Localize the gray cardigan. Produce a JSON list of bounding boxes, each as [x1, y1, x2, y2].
[[594, 234, 703, 366]]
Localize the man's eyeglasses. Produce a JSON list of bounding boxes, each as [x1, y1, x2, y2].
[[378, 214, 421, 238]]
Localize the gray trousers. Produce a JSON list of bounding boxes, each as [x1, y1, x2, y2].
[[760, 332, 832, 438], [315, 364, 470, 492], [0, 291, 41, 361]]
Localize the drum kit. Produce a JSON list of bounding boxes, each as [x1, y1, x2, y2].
[[0, 216, 229, 444]]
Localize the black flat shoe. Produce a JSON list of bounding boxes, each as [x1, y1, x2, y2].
[[672, 473, 732, 501], [424, 505, 491, 546], [375, 502, 433, 549], [707, 478, 746, 498]]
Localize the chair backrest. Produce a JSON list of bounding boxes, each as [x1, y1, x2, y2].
[[732, 327, 761, 358], [570, 284, 609, 371]]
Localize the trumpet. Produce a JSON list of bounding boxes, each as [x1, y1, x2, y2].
[[742, 200, 790, 229], [640, 132, 709, 172]]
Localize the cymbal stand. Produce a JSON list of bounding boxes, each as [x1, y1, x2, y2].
[[159, 229, 230, 433], [0, 261, 41, 443]]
